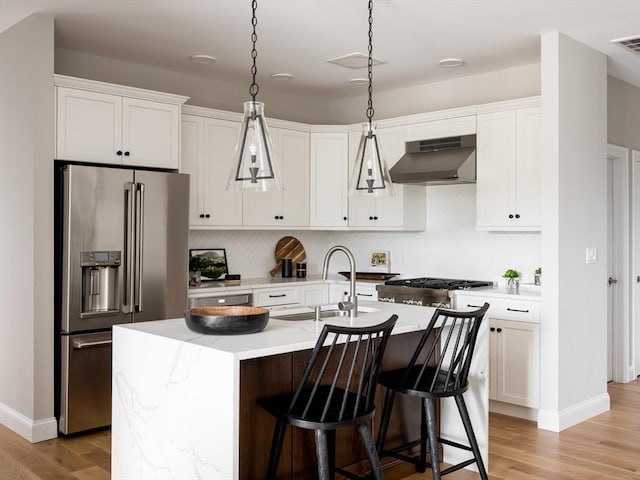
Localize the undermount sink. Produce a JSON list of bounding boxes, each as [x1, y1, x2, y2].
[[271, 306, 378, 321]]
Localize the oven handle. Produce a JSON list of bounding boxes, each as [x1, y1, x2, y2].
[[72, 338, 113, 349]]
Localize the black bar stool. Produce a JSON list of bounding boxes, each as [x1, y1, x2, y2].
[[258, 315, 398, 480], [375, 303, 490, 479]]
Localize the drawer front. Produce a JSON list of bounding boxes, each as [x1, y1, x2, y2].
[[457, 295, 539, 323], [253, 287, 299, 307]]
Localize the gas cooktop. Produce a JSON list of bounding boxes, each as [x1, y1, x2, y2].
[[383, 277, 493, 290]]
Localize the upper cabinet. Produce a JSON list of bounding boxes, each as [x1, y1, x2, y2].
[[55, 75, 188, 169], [476, 99, 541, 231], [243, 127, 310, 228], [309, 132, 349, 228], [348, 126, 426, 230], [181, 115, 243, 228]]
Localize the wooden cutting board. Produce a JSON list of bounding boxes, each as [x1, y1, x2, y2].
[[269, 236, 307, 277]]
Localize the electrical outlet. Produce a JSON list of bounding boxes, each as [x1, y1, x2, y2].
[[586, 247, 598, 264]]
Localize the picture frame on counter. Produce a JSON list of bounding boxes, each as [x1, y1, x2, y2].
[[189, 248, 229, 281], [369, 250, 391, 273]]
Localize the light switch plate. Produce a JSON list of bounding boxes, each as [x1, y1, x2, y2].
[[586, 247, 598, 264]]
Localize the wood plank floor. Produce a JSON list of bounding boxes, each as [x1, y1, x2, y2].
[[0, 379, 639, 479]]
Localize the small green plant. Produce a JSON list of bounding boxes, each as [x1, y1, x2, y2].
[[503, 268, 520, 279], [535, 267, 542, 275]]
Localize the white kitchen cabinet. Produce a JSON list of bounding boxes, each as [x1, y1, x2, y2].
[[252, 286, 299, 307], [181, 115, 243, 227], [476, 102, 541, 231], [310, 132, 349, 228], [347, 127, 426, 230], [329, 282, 380, 302], [55, 78, 186, 169], [456, 294, 540, 410], [298, 283, 329, 306], [243, 128, 309, 227]]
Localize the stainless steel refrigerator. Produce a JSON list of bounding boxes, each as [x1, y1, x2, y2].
[[57, 163, 188, 434]]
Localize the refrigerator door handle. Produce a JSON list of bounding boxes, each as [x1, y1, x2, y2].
[[135, 182, 145, 313], [123, 182, 135, 314]]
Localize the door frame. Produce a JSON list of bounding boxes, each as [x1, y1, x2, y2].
[[608, 144, 633, 382], [632, 150, 640, 378]]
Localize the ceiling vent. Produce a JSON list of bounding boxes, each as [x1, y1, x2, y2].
[[611, 35, 640, 55], [326, 52, 386, 69]]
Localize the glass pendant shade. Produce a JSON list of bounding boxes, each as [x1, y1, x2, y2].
[[227, 101, 282, 192], [349, 123, 395, 197]]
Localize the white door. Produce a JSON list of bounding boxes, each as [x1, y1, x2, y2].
[[607, 144, 632, 383], [633, 151, 640, 377]]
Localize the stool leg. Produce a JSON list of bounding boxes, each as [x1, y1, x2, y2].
[[375, 388, 396, 454], [358, 423, 384, 480], [327, 430, 336, 479], [455, 395, 488, 480], [314, 429, 333, 480], [419, 399, 427, 472], [424, 397, 441, 479], [266, 419, 287, 480]]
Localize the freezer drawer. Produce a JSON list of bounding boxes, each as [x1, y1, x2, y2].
[[59, 331, 112, 434]]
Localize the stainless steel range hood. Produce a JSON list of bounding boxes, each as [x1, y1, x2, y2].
[[390, 134, 476, 185]]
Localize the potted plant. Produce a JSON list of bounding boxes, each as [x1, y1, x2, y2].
[[503, 268, 520, 294], [534, 267, 542, 286]]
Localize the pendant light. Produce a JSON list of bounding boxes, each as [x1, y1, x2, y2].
[[227, 0, 282, 192], [349, 0, 395, 197]]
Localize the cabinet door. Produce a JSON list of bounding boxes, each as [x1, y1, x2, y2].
[[476, 110, 517, 229], [56, 87, 122, 164], [122, 97, 180, 169], [373, 127, 405, 228], [493, 319, 540, 408], [348, 131, 376, 227], [278, 129, 309, 227], [298, 284, 329, 306], [203, 118, 243, 226], [180, 115, 205, 226], [310, 133, 349, 227], [514, 107, 542, 229], [243, 128, 309, 227]]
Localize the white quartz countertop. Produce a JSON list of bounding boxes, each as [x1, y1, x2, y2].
[[115, 300, 434, 361]]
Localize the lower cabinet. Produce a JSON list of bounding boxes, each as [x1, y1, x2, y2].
[[329, 282, 379, 302], [239, 331, 427, 480], [489, 318, 540, 408], [456, 294, 540, 410]]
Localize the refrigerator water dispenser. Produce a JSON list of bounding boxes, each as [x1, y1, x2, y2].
[[81, 251, 120, 314]]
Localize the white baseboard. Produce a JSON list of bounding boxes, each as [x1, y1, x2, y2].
[[0, 402, 57, 443], [537, 393, 610, 432], [489, 400, 538, 421]]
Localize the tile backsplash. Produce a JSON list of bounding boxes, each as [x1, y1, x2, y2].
[[189, 184, 541, 284]]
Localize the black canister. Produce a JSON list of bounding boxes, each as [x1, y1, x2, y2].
[[296, 262, 307, 278], [281, 258, 293, 278]]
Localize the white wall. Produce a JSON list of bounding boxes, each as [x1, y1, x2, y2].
[[608, 76, 640, 151], [190, 185, 542, 285], [0, 14, 56, 441], [538, 32, 609, 432]]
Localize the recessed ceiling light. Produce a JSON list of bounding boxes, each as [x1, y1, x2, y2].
[[439, 58, 465, 67], [271, 73, 294, 80], [349, 78, 369, 85], [190, 54, 216, 64]]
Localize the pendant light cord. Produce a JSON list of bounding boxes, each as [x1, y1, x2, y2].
[[366, 0, 374, 128], [249, 0, 259, 102]]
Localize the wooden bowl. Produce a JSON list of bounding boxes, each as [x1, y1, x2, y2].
[[184, 306, 269, 335]]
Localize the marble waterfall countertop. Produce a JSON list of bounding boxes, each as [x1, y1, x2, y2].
[[111, 300, 489, 479]]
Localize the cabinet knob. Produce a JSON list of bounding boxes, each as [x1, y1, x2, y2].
[[497, 328, 502, 333], [369, 216, 374, 220], [373, 216, 379, 220], [515, 214, 520, 219], [274, 215, 278, 220], [205, 214, 211, 219], [124, 151, 130, 156], [490, 327, 496, 332], [199, 214, 205, 218], [116, 150, 123, 156], [508, 214, 514, 219]]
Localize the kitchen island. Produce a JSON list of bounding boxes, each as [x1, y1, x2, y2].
[[111, 300, 488, 480]]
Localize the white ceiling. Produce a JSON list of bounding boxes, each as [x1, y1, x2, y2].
[[2, 0, 640, 98]]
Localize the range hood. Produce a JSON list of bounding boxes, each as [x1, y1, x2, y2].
[[390, 134, 476, 185]]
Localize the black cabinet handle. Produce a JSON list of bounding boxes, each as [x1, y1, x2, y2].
[[515, 214, 520, 219], [506, 307, 529, 313], [490, 327, 496, 332], [343, 216, 347, 221], [373, 216, 379, 220], [467, 304, 483, 308], [274, 215, 284, 220], [508, 214, 514, 219], [274, 215, 278, 220], [124, 151, 130, 156], [369, 216, 374, 220], [205, 214, 210, 219], [357, 293, 373, 297], [199, 214, 205, 218], [280, 216, 284, 220], [268, 294, 287, 298], [116, 150, 123, 156], [496, 328, 502, 333]]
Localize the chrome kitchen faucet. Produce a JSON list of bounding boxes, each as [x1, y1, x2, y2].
[[322, 245, 358, 320]]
